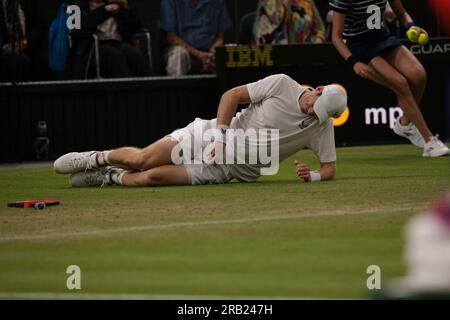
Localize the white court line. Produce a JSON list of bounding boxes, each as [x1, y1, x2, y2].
[[0, 205, 420, 243], [0, 291, 334, 300]]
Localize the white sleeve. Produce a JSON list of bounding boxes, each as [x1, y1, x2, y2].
[[246, 74, 290, 103], [308, 120, 337, 163]]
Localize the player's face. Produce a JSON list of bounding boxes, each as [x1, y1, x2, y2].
[[300, 86, 324, 116]]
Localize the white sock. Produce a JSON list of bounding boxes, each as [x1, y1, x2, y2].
[[94, 151, 111, 167], [103, 151, 112, 165], [109, 168, 125, 185]]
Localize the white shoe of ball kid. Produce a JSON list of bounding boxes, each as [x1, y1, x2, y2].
[[69, 167, 115, 187], [423, 136, 450, 158], [54, 151, 99, 174], [393, 118, 425, 148]]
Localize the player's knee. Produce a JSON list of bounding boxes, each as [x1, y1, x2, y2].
[[390, 75, 409, 95], [127, 152, 152, 170], [412, 65, 427, 86]]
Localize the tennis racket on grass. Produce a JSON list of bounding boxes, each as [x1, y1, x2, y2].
[[7, 200, 60, 208]]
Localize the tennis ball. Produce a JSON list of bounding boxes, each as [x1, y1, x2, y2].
[[406, 28, 419, 42], [418, 33, 429, 45]]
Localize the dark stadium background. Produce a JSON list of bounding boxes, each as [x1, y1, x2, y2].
[[1, 1, 448, 163]]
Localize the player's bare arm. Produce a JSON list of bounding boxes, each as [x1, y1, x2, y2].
[[332, 12, 371, 79], [318, 162, 337, 181], [388, 0, 410, 26], [389, 0, 427, 35], [207, 85, 251, 164], [216, 85, 251, 127], [331, 12, 351, 61]]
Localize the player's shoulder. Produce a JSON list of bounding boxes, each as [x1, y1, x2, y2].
[[264, 73, 295, 82], [259, 74, 297, 88]]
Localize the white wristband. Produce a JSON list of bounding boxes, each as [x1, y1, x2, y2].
[[310, 171, 321, 182]]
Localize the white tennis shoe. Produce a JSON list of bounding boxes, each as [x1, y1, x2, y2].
[[69, 167, 120, 187], [54, 151, 101, 174], [423, 136, 450, 158], [393, 118, 425, 148]]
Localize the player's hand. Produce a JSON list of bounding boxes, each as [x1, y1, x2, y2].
[[353, 62, 371, 79], [411, 26, 428, 37], [204, 141, 225, 166], [294, 160, 311, 183]]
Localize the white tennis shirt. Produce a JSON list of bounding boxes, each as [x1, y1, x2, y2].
[[227, 74, 337, 182]]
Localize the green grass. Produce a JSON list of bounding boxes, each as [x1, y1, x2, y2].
[[0, 144, 449, 299]]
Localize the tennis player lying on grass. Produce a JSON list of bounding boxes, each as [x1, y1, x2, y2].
[[54, 74, 347, 187]]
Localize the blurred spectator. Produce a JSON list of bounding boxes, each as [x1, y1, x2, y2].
[[67, 0, 151, 79], [252, 0, 326, 45], [160, 0, 232, 76], [0, 0, 50, 82], [376, 189, 450, 299]]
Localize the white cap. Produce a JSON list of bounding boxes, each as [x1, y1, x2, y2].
[[313, 85, 348, 124]]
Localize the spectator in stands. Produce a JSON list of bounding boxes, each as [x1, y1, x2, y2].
[[252, 0, 326, 45], [375, 189, 450, 299], [67, 0, 151, 79], [0, 0, 50, 82], [160, 0, 232, 76]]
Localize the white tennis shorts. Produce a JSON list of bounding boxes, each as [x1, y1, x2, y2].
[[168, 118, 233, 185]]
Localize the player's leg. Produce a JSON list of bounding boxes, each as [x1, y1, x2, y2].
[[121, 165, 189, 187], [364, 60, 425, 148], [54, 137, 178, 174], [69, 164, 189, 187], [367, 56, 432, 141], [382, 46, 428, 147], [367, 56, 449, 156], [120, 163, 233, 187], [69, 162, 233, 187], [107, 137, 178, 171], [383, 45, 427, 111], [363, 64, 391, 88]]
